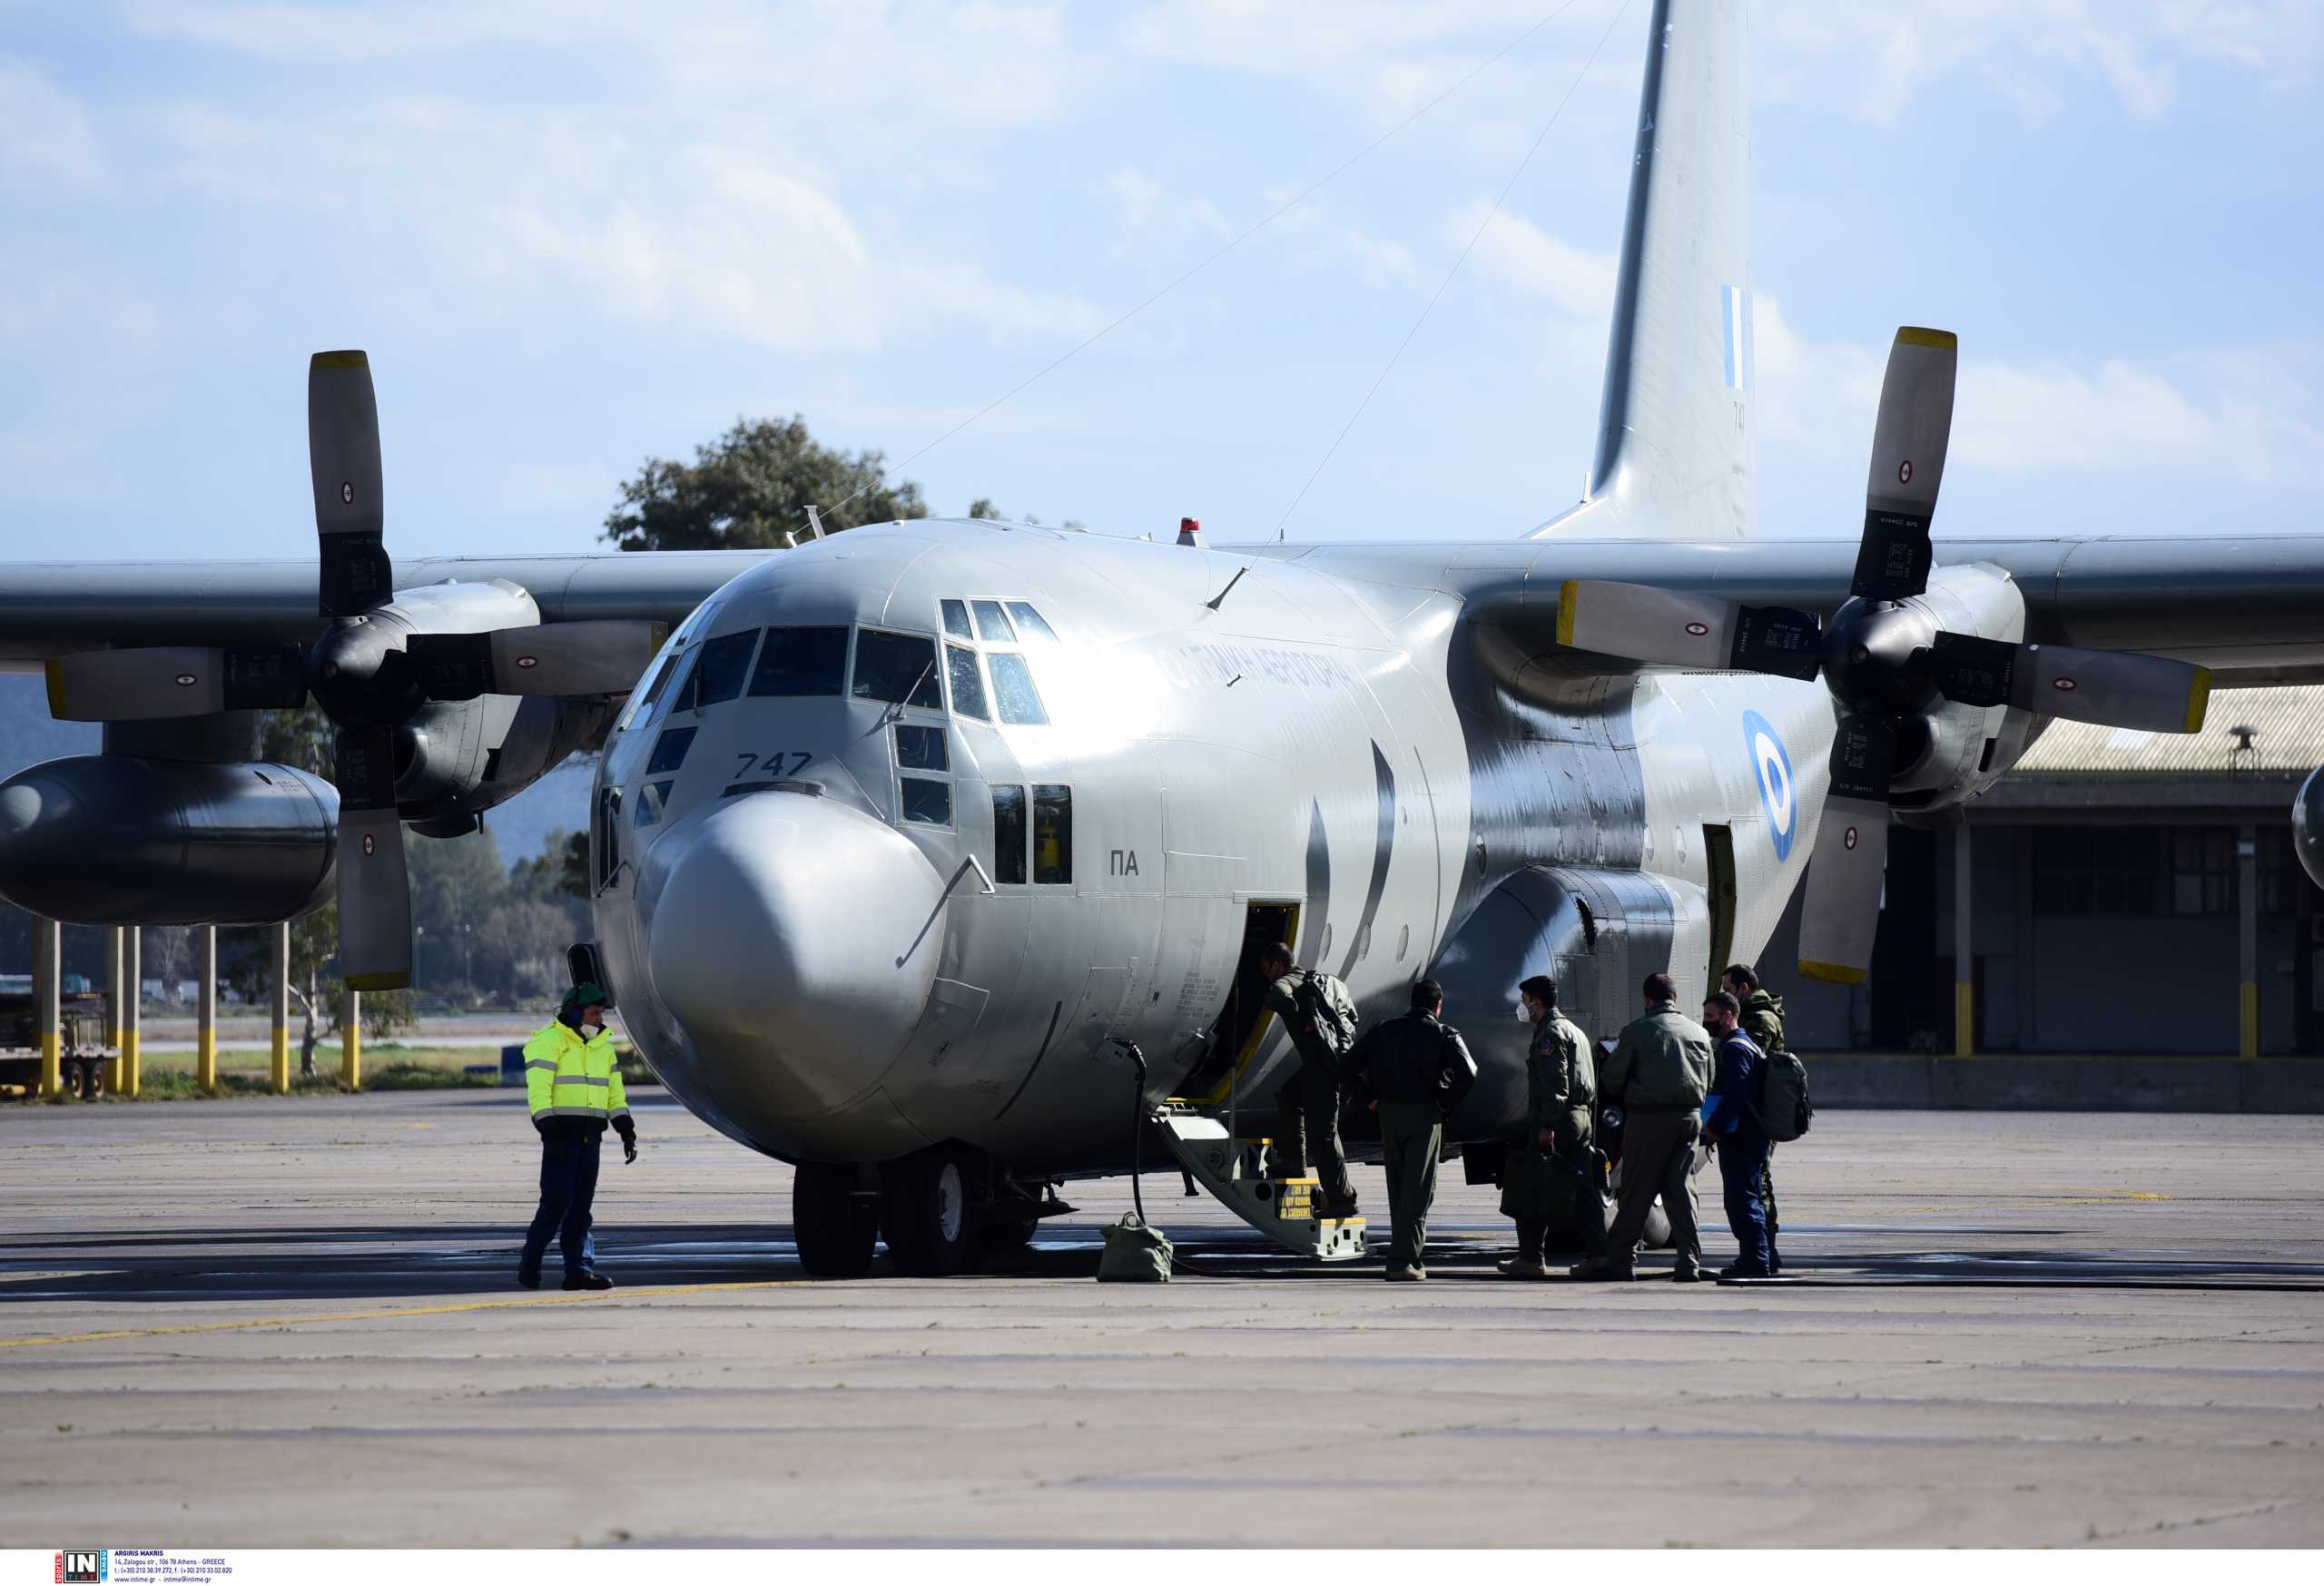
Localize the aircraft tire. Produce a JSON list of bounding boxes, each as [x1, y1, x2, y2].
[[881, 1147, 979, 1276], [793, 1162, 878, 1278]]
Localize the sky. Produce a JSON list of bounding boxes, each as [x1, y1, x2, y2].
[[1, 0, 2319, 566]]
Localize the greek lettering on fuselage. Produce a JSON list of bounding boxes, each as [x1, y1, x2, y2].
[[1156, 644, 1353, 692]]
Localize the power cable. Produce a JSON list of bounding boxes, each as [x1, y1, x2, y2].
[[1271, 0, 1635, 541], [820, 1, 1591, 521]]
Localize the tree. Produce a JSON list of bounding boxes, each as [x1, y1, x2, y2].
[[408, 827, 509, 998], [510, 829, 590, 905], [967, 497, 997, 518], [604, 416, 928, 551]]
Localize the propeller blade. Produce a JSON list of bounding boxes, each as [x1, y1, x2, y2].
[[310, 350, 393, 620], [405, 621, 672, 702], [1932, 633, 2211, 734], [1557, 581, 1820, 680], [1797, 714, 1894, 986], [1850, 327, 1956, 603], [44, 645, 306, 722], [333, 720, 412, 990]]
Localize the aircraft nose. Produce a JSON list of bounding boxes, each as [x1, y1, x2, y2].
[[645, 791, 946, 1121]]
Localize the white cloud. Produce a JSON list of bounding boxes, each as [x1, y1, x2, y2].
[[1451, 202, 1613, 321], [1098, 166, 1233, 259], [0, 54, 109, 187], [1754, 295, 2324, 486]]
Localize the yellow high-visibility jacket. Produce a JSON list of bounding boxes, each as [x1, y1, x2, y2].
[[524, 1019, 629, 1128]]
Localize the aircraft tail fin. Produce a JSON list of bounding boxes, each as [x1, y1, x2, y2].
[[1532, 0, 1754, 541]]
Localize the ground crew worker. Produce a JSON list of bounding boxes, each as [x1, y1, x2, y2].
[[1701, 990, 1777, 1278], [1721, 962, 1786, 1270], [1577, 971, 1711, 1283], [1344, 978, 1478, 1281], [1257, 942, 1360, 1218], [1498, 974, 1608, 1278], [517, 983, 635, 1292]]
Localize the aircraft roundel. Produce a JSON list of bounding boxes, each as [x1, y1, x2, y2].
[[1743, 709, 1796, 862]]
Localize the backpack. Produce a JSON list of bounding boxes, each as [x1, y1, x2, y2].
[[1755, 1047, 1814, 1143], [1097, 1215, 1173, 1283], [1290, 970, 1359, 1060]]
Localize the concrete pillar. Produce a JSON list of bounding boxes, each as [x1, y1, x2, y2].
[[119, 927, 142, 1098], [196, 925, 218, 1092], [1954, 826, 1974, 1058], [2240, 825, 2260, 1059], [103, 926, 123, 1091], [341, 985, 361, 1092], [33, 916, 61, 1098], [271, 921, 291, 1095]]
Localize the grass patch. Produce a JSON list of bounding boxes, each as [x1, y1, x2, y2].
[[364, 1060, 500, 1090]]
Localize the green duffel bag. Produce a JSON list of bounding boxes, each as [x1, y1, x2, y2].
[[1097, 1215, 1173, 1283]]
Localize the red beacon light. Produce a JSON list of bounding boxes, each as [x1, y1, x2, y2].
[[1177, 517, 1203, 547]]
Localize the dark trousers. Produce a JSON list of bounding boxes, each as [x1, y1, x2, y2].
[[1604, 1108, 1700, 1276], [1272, 1059, 1356, 1208], [1514, 1138, 1607, 1263], [1718, 1132, 1775, 1274], [1377, 1100, 1443, 1271], [1761, 1146, 1781, 1270], [521, 1130, 602, 1277]]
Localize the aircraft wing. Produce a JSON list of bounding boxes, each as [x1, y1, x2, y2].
[[0, 549, 772, 669], [1270, 534, 2324, 685]]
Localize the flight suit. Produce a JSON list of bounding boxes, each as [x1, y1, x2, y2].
[[1595, 1000, 1713, 1279], [1345, 1010, 1479, 1275], [1263, 968, 1358, 1215], [1500, 1009, 1607, 1266], [1738, 987, 1787, 1268]]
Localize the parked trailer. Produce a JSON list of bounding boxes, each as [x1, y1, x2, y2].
[[0, 990, 112, 1098]]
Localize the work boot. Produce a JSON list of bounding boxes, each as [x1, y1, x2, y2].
[[1671, 1265, 1704, 1284], [1568, 1258, 1630, 1282], [1718, 1262, 1775, 1281], [562, 1272, 615, 1292], [1385, 1266, 1424, 1282], [1322, 1195, 1361, 1219], [515, 1268, 541, 1291], [1496, 1256, 1551, 1279]]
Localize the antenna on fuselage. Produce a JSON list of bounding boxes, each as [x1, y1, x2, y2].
[[1204, 566, 1247, 612], [803, 505, 827, 540]]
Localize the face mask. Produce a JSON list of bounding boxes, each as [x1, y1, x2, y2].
[[1516, 1003, 1536, 1024]]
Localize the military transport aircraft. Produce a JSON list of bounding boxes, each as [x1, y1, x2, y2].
[[5, 0, 2322, 1275]]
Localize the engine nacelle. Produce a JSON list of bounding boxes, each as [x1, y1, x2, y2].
[[1888, 562, 2047, 815], [0, 754, 336, 925]]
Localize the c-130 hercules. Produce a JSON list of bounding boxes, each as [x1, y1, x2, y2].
[[5, 0, 2321, 1275]]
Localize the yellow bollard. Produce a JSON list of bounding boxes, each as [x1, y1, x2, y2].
[[342, 986, 362, 1092], [2240, 981, 2260, 1060], [271, 921, 291, 1095], [196, 925, 218, 1093], [1954, 981, 1974, 1058], [119, 928, 141, 1098], [34, 918, 61, 1099]]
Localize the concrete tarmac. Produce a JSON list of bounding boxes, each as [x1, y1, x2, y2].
[[2, 1090, 2319, 1548]]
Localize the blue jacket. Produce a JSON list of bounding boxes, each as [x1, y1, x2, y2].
[[1703, 1029, 1765, 1145]]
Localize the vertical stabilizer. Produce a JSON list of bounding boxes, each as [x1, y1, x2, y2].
[[1535, 0, 1754, 541]]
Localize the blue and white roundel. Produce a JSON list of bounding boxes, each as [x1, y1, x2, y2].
[[1743, 710, 1796, 862]]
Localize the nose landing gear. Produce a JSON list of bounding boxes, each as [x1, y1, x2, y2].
[[791, 1146, 1069, 1277]]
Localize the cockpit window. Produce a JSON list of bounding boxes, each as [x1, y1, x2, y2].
[[946, 644, 989, 722], [645, 726, 696, 776], [986, 652, 1049, 725], [895, 724, 948, 772], [940, 599, 973, 641], [900, 777, 952, 827], [748, 626, 848, 696], [618, 652, 678, 732], [852, 629, 942, 708], [673, 629, 758, 712], [970, 600, 1016, 642], [1005, 602, 1058, 641]]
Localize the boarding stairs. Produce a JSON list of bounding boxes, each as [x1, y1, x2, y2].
[[1151, 1103, 1368, 1262]]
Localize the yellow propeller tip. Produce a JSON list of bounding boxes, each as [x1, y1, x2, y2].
[[1556, 579, 1579, 648], [310, 350, 369, 369], [1895, 326, 1956, 350], [1797, 959, 1868, 987], [2183, 668, 2213, 734], [42, 658, 65, 719]]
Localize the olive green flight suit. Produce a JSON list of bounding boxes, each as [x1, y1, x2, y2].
[[1738, 987, 1787, 1262], [1263, 969, 1357, 1213], [1500, 1010, 1606, 1264]]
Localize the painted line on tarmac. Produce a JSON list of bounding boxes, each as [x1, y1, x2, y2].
[[0, 1278, 812, 1351]]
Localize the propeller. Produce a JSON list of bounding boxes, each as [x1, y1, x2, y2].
[[1554, 327, 2213, 986], [44, 351, 667, 990]]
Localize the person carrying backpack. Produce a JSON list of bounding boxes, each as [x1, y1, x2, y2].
[[1259, 941, 1361, 1218], [1722, 962, 1788, 1269], [1700, 990, 1777, 1279], [1344, 978, 1479, 1280]]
